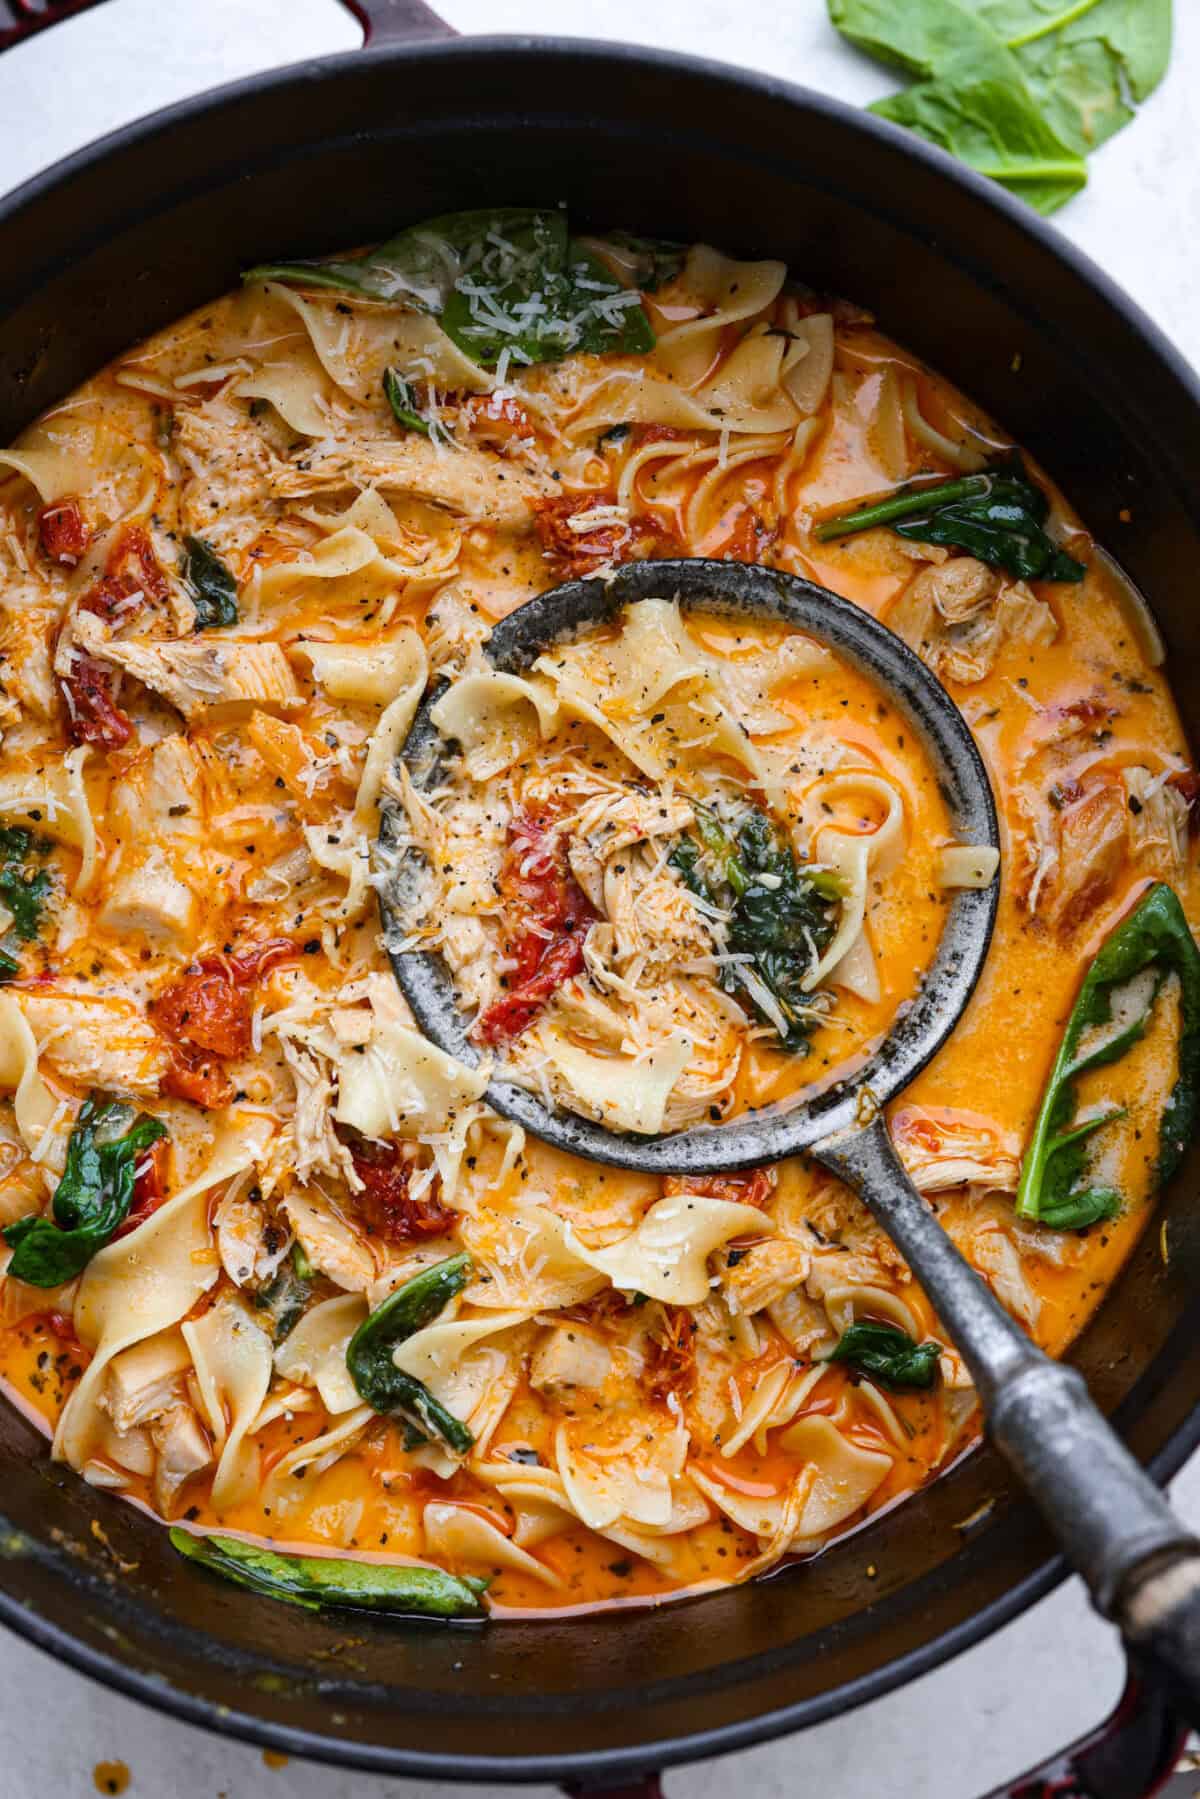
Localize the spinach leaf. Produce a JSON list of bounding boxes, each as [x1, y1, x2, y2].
[[1016, 883, 1200, 1229], [254, 1244, 313, 1345], [4, 1098, 167, 1286], [828, 0, 1171, 215], [246, 208, 654, 370], [0, 948, 18, 985], [816, 460, 1085, 582], [980, 0, 1172, 154], [347, 1253, 474, 1452], [0, 825, 53, 949], [383, 368, 431, 437], [596, 229, 687, 292], [182, 535, 238, 631], [170, 1529, 487, 1618], [671, 806, 841, 1053], [826, 1320, 942, 1389]]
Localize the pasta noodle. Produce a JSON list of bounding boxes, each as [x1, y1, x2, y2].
[[0, 209, 1188, 1620]]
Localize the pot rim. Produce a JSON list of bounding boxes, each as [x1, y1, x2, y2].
[[2, 29, 1199, 1782]]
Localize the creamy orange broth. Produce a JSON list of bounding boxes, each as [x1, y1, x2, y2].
[[0, 233, 1192, 1616], [413, 603, 956, 1128]]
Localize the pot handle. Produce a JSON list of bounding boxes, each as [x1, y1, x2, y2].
[[816, 1114, 1200, 1726], [336, 0, 457, 42], [0, 0, 111, 53], [0, 0, 454, 53], [557, 1681, 1186, 1799], [985, 1666, 1185, 1799]]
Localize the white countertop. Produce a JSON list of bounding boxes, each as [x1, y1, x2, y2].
[[1, 3, 1197, 1793]]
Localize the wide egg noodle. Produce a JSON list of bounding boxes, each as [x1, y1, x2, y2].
[[181, 1292, 273, 1513], [430, 670, 561, 781], [0, 994, 68, 1168], [54, 1123, 273, 1473], [260, 281, 493, 406], [273, 1292, 367, 1415]]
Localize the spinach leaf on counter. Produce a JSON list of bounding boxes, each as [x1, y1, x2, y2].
[[182, 535, 238, 631], [671, 806, 841, 1054], [347, 1253, 474, 1452], [816, 460, 1085, 582], [170, 1529, 487, 1617], [246, 208, 654, 370], [826, 1320, 942, 1389], [1015, 883, 1200, 1230], [4, 1098, 167, 1286], [827, 0, 1171, 215]]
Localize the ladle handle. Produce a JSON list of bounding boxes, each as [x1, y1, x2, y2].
[[815, 1112, 1200, 1724]]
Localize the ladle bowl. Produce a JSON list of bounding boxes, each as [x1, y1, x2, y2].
[[378, 556, 1200, 1726], [379, 557, 999, 1174]]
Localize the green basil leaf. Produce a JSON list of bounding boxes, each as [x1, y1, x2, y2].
[[183, 535, 238, 631], [598, 229, 687, 292], [671, 805, 841, 1052], [253, 1246, 313, 1345], [816, 461, 1084, 582], [347, 1253, 474, 1451], [0, 825, 53, 944], [4, 1097, 167, 1286], [826, 1320, 942, 1389], [246, 207, 554, 308], [1016, 883, 1200, 1228], [383, 368, 431, 436], [170, 1529, 487, 1617], [1036, 1187, 1122, 1232], [247, 208, 654, 371]]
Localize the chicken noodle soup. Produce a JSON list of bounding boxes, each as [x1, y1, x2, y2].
[[0, 210, 1194, 1618], [400, 599, 978, 1134]]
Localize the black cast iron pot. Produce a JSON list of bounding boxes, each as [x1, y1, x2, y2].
[[0, 2, 1199, 1791]]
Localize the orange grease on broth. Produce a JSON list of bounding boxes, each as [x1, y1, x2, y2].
[[0, 281, 1192, 1616]]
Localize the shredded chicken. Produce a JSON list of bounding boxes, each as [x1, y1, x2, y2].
[[150, 1403, 213, 1516], [73, 611, 300, 721], [890, 561, 1056, 687], [273, 435, 555, 529]]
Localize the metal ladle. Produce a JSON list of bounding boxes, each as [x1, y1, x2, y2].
[[379, 557, 1200, 1717]]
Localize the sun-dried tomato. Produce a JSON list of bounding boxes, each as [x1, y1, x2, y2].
[[479, 931, 590, 1045], [37, 497, 90, 567], [532, 491, 677, 580], [155, 939, 297, 1106], [161, 1047, 235, 1110], [115, 1136, 171, 1238], [632, 424, 688, 445], [662, 1168, 775, 1208], [61, 654, 134, 751], [709, 503, 776, 564], [478, 809, 597, 1044], [59, 525, 173, 750], [102, 524, 171, 607], [350, 1141, 454, 1242], [156, 965, 254, 1060], [1169, 769, 1200, 836], [646, 1306, 697, 1404], [461, 392, 535, 450]]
